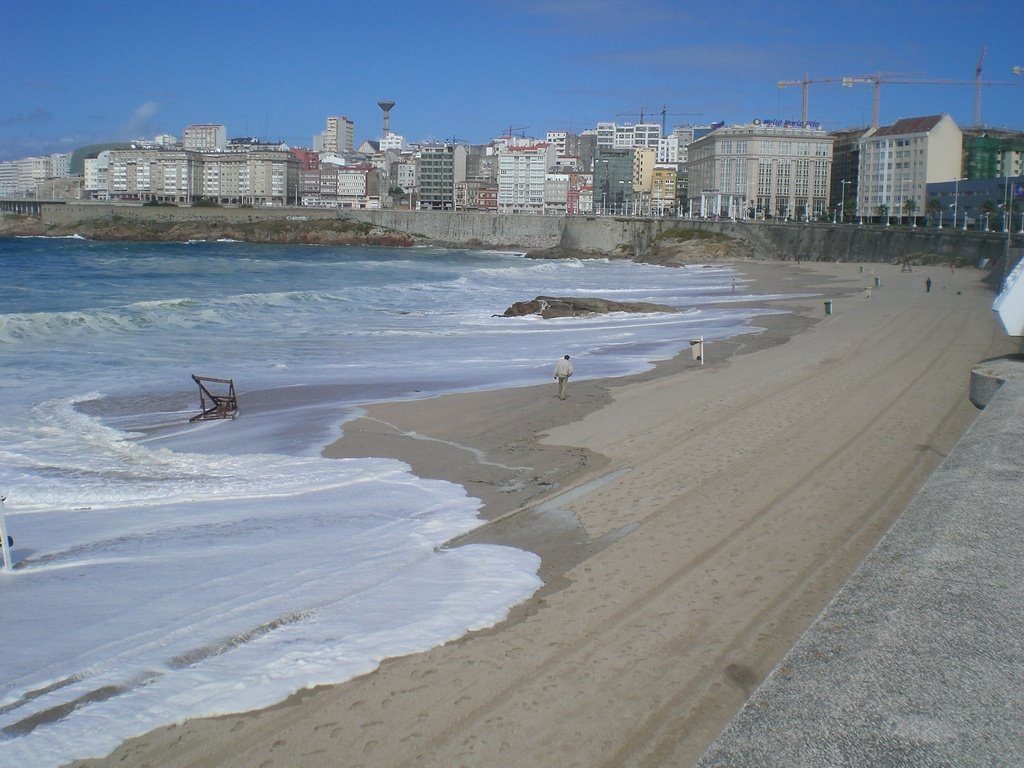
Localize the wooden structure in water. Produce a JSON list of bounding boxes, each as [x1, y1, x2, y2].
[[189, 375, 239, 422]]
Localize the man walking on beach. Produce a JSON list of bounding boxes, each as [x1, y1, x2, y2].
[[926, 277, 932, 293], [554, 355, 573, 400]]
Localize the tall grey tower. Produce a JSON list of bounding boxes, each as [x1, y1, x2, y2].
[[378, 101, 395, 139]]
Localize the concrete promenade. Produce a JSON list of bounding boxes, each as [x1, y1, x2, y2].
[[697, 357, 1024, 767]]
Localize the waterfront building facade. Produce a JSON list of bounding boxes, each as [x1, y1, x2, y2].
[[108, 148, 200, 203], [829, 127, 872, 223], [593, 147, 634, 214], [418, 144, 467, 210], [651, 166, 679, 216], [497, 142, 553, 214], [687, 121, 833, 220], [856, 114, 961, 224]]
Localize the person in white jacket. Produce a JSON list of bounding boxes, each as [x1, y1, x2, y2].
[[553, 354, 573, 400]]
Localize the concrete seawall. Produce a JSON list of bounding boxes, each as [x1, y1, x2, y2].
[[21, 202, 1020, 267]]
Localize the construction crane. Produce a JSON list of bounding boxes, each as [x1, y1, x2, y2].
[[975, 47, 986, 126], [616, 107, 702, 133], [841, 69, 1020, 127], [499, 125, 529, 139], [616, 108, 652, 123], [658, 105, 703, 134], [780, 68, 1021, 128], [777, 75, 851, 124]]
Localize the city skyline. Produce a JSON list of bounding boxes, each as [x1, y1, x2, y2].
[[2, 0, 1022, 162]]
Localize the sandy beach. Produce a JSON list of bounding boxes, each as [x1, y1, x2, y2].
[[71, 260, 1016, 768]]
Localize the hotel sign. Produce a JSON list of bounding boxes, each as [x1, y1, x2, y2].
[[753, 118, 821, 129]]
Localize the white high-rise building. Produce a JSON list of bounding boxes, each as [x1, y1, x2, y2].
[[497, 142, 554, 214]]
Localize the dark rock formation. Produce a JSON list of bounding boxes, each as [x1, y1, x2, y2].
[[502, 296, 678, 319]]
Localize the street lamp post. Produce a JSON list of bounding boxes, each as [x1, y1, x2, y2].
[[839, 179, 850, 224], [952, 177, 961, 229]]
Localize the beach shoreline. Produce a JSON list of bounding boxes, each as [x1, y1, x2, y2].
[[323, 261, 841, 586], [70, 260, 1016, 768]]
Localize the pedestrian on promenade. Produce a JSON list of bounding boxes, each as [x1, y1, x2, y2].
[[554, 355, 573, 400], [926, 277, 932, 293]]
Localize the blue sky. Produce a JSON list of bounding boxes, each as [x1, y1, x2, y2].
[[1, 0, 1021, 161]]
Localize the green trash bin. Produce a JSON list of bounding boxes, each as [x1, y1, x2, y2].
[[824, 300, 833, 315], [874, 275, 881, 287]]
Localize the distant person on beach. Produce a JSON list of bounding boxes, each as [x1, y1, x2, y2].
[[554, 355, 573, 400], [926, 277, 932, 293]]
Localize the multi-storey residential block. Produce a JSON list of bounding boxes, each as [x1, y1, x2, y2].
[[497, 142, 553, 214], [380, 132, 406, 152], [687, 121, 834, 220], [317, 116, 355, 154], [314, 162, 380, 208], [418, 144, 467, 210], [182, 124, 226, 151], [106, 145, 298, 205], [455, 179, 498, 211], [543, 172, 569, 215], [107, 148, 200, 202], [857, 114, 961, 223], [651, 166, 678, 216], [595, 122, 662, 151], [632, 147, 657, 204], [546, 131, 580, 158], [84, 152, 111, 200]]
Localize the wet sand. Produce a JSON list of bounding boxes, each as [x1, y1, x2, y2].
[[71, 261, 1016, 768]]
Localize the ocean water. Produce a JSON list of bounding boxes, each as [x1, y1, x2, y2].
[[0, 236, 798, 766]]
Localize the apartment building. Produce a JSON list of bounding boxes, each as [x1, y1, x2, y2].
[[182, 124, 226, 151], [687, 121, 833, 219], [314, 162, 380, 208], [546, 131, 580, 158], [856, 114, 961, 222], [497, 142, 553, 214], [84, 152, 110, 200], [651, 166, 679, 216], [543, 172, 570, 215], [632, 147, 657, 195], [418, 144, 467, 210], [455, 179, 498, 211], [595, 122, 662, 150], [316, 116, 355, 154], [0, 153, 71, 197], [104, 145, 298, 205], [107, 148, 200, 202]]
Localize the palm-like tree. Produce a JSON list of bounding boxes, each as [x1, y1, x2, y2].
[[903, 198, 918, 226]]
